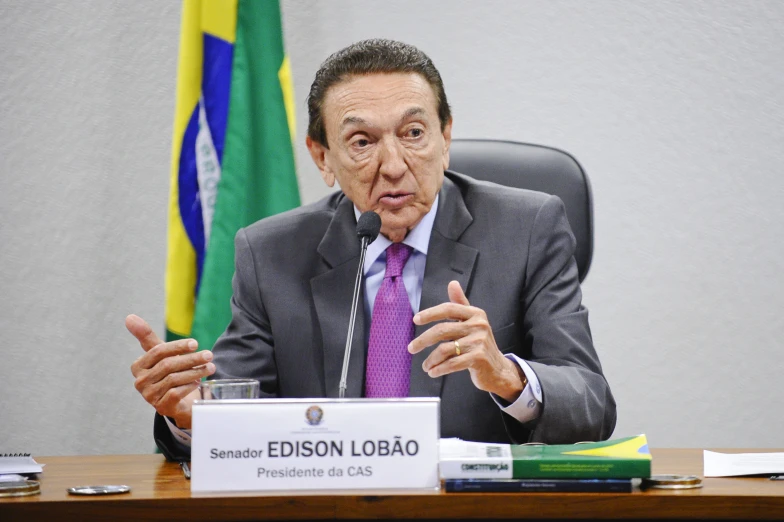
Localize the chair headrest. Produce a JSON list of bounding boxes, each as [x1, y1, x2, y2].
[[448, 139, 593, 282]]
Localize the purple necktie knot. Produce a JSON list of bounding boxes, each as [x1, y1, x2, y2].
[[385, 243, 412, 278]]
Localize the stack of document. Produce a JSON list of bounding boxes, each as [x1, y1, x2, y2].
[[0, 454, 44, 476], [704, 450, 784, 477], [439, 434, 651, 493]]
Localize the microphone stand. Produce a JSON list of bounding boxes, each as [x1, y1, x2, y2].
[[338, 235, 371, 399]]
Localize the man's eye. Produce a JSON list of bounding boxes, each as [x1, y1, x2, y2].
[[408, 128, 423, 138], [353, 138, 369, 148]]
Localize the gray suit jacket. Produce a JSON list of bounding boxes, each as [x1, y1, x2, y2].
[[154, 172, 616, 459]]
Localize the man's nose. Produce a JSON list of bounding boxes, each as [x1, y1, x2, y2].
[[377, 137, 407, 179]]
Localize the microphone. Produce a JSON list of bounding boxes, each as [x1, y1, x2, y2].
[[338, 211, 382, 398]]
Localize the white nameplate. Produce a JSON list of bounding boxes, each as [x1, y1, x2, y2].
[[191, 398, 440, 493]]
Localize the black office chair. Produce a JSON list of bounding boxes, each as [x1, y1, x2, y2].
[[448, 139, 593, 282]]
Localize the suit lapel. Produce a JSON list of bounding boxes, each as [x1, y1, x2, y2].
[[409, 177, 478, 398], [311, 198, 367, 398]]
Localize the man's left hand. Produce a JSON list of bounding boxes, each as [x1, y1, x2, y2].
[[408, 280, 526, 402]]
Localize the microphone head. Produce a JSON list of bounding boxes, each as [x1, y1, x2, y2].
[[356, 211, 382, 244]]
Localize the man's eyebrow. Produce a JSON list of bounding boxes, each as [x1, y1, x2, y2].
[[340, 116, 369, 130], [399, 107, 426, 123], [339, 107, 427, 131]]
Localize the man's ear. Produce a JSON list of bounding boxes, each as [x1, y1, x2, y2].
[[441, 117, 453, 171], [306, 136, 336, 187]]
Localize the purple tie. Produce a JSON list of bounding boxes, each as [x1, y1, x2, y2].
[[365, 243, 415, 397]]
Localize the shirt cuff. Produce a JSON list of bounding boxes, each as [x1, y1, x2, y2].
[[164, 416, 193, 448], [490, 354, 542, 424]]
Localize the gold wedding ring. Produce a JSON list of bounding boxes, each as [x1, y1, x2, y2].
[[454, 340, 461, 356]]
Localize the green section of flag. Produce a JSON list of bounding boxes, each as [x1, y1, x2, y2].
[[192, 0, 300, 353]]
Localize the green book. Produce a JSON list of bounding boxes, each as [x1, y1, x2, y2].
[[439, 434, 651, 480]]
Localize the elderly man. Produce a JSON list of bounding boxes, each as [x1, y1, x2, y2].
[[127, 39, 616, 459]]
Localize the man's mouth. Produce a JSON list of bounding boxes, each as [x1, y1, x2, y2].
[[378, 192, 414, 208]]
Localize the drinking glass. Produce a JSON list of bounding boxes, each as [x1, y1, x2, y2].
[[199, 379, 260, 400]]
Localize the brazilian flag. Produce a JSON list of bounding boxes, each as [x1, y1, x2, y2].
[[165, 0, 300, 350]]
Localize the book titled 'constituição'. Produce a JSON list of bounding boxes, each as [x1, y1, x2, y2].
[[439, 434, 651, 480]]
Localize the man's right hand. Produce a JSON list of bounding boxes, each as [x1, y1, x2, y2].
[[126, 314, 215, 429]]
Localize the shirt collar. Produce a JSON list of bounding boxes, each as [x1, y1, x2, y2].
[[354, 193, 439, 274]]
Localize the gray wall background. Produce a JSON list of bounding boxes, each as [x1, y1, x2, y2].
[[1, 0, 782, 456]]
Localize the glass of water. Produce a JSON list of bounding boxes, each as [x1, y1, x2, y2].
[[199, 379, 260, 400]]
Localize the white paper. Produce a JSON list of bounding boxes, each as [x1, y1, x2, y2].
[[0, 456, 43, 475], [438, 438, 513, 479], [0, 474, 28, 482], [438, 438, 512, 460], [703, 450, 784, 477]]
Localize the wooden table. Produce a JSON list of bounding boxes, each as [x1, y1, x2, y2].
[[1, 449, 783, 521]]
